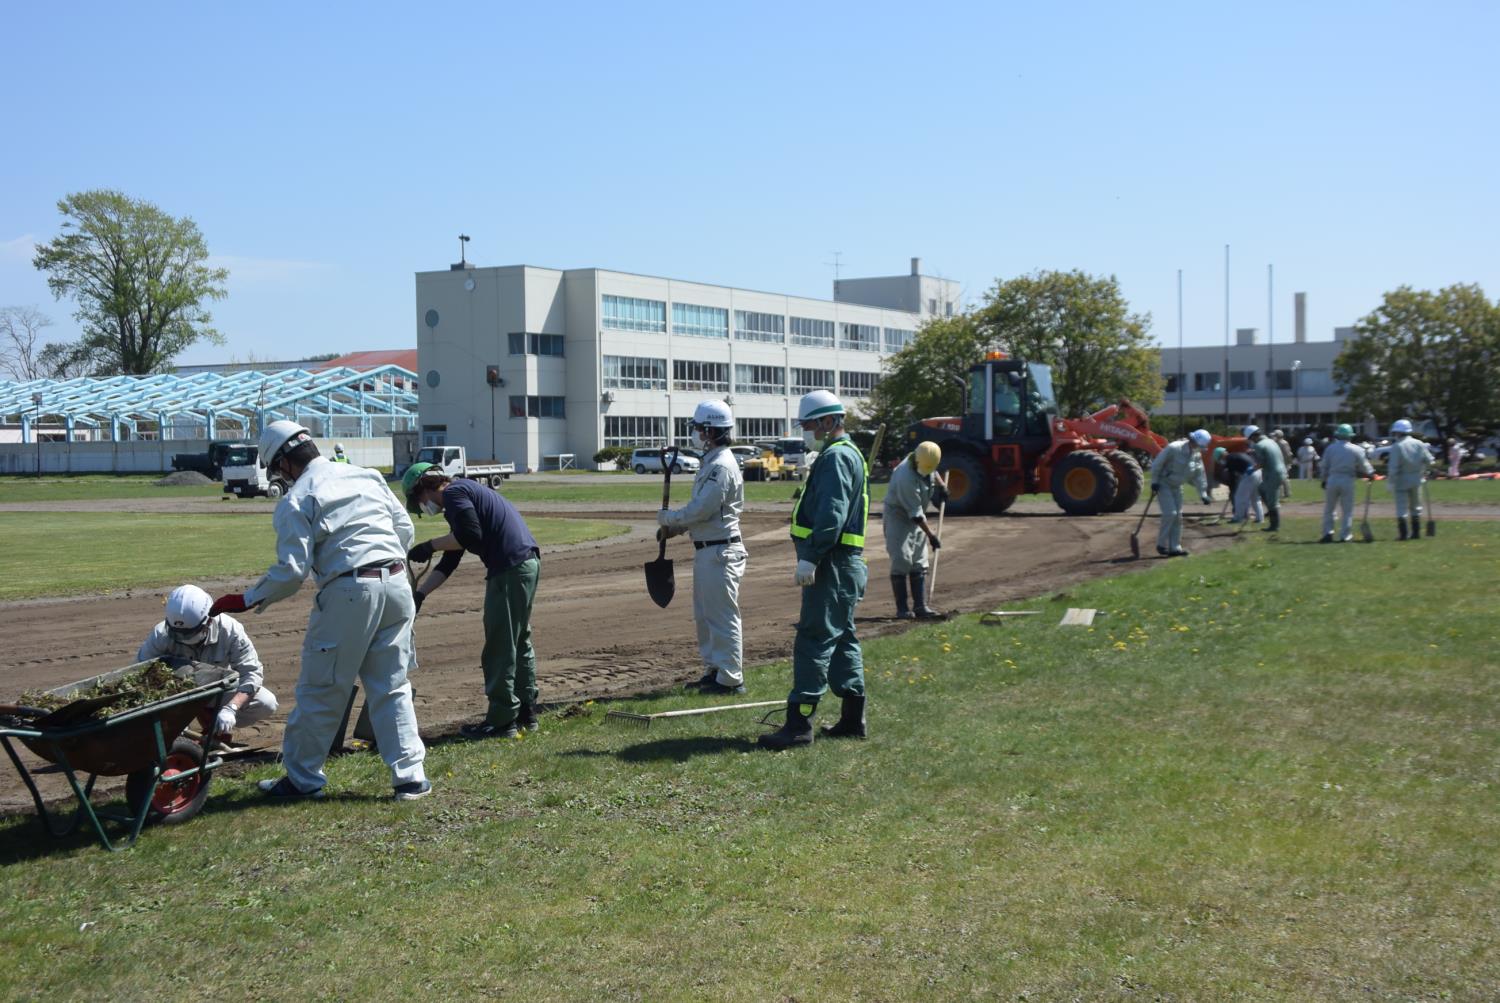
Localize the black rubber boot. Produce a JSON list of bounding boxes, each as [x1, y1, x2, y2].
[[517, 701, 539, 732], [890, 575, 913, 619], [910, 571, 942, 619], [758, 701, 815, 750], [1397, 519, 1408, 541], [1409, 516, 1421, 540], [820, 694, 866, 739], [1264, 509, 1280, 533]]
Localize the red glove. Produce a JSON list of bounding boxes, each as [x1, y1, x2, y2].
[[209, 594, 248, 616]]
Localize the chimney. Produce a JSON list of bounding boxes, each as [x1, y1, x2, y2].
[[910, 257, 921, 276], [1294, 292, 1307, 343], [1236, 327, 1258, 347]]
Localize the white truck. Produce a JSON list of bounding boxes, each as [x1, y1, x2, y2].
[[221, 443, 291, 500], [414, 446, 516, 487]]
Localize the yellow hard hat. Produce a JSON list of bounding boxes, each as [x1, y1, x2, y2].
[[915, 441, 942, 475]]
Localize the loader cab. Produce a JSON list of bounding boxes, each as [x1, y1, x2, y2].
[[965, 357, 1058, 442]]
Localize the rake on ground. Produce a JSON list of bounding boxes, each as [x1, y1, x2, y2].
[[606, 700, 785, 729]]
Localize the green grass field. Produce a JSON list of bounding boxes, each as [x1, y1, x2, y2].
[[0, 514, 627, 601], [0, 519, 1494, 998]]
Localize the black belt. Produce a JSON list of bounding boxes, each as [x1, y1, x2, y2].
[[693, 536, 741, 550], [340, 560, 405, 580]]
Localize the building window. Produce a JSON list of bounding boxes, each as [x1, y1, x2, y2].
[[1164, 373, 1184, 394], [1193, 371, 1222, 393], [421, 425, 447, 447], [883, 327, 915, 352], [790, 316, 835, 348], [509, 395, 567, 418], [839, 322, 880, 352], [945, 302, 954, 317], [734, 310, 785, 344], [791, 367, 835, 395], [1229, 370, 1256, 392], [739, 417, 785, 440], [603, 415, 667, 447], [734, 364, 785, 395], [1267, 369, 1294, 391], [839, 370, 879, 397], [1296, 368, 1332, 395], [507, 332, 565, 356], [928, 298, 938, 314], [602, 355, 667, 390], [672, 359, 730, 393], [602, 294, 666, 333], [672, 417, 700, 448], [671, 302, 728, 339]]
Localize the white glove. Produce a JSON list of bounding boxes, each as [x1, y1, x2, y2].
[[214, 705, 238, 736], [794, 560, 817, 587]]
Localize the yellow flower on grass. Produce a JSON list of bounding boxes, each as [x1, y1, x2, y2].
[[941, 643, 953, 653], [1112, 641, 1128, 651]]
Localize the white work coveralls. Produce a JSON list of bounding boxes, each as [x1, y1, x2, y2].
[[882, 455, 935, 575], [1150, 440, 1209, 552], [243, 457, 424, 793], [1234, 468, 1264, 523], [1320, 440, 1374, 540], [1387, 436, 1432, 518], [1296, 444, 1318, 481], [138, 614, 278, 727], [661, 445, 746, 688]]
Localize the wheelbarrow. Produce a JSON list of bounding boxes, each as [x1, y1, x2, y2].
[[0, 660, 236, 851]]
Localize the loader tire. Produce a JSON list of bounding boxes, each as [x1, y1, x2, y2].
[[1105, 451, 1145, 512], [1052, 451, 1119, 515], [938, 452, 988, 516]]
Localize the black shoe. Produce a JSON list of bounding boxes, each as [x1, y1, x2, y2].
[[1319, 534, 1334, 544], [699, 679, 747, 696], [686, 670, 718, 690], [1168, 548, 1189, 557], [258, 776, 325, 800], [1409, 517, 1421, 540], [461, 721, 519, 740], [393, 779, 432, 801], [820, 694, 866, 739], [1156, 546, 1170, 557], [758, 701, 815, 750], [1397, 519, 1408, 541], [895, 611, 916, 620], [890, 575, 911, 619], [517, 702, 540, 732]]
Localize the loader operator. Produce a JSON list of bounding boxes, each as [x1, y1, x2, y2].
[[657, 400, 748, 696], [1319, 424, 1376, 543], [1149, 429, 1213, 557], [139, 583, 278, 743], [209, 420, 429, 802], [760, 390, 868, 750], [1245, 425, 1287, 533], [1385, 418, 1432, 541], [402, 461, 541, 738], [883, 441, 944, 619]]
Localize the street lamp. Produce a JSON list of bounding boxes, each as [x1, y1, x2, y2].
[[1291, 360, 1302, 429]]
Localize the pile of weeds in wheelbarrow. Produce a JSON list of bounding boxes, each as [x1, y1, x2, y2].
[[18, 660, 194, 718]]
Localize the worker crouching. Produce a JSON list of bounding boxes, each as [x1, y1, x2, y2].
[[1149, 429, 1213, 557], [883, 441, 944, 619]]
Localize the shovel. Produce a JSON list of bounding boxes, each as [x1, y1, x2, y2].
[[1129, 491, 1155, 559], [644, 447, 679, 608], [1424, 481, 1436, 537], [1360, 480, 1375, 543]]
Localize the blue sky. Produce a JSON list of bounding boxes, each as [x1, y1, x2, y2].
[[2, 1, 1495, 365]]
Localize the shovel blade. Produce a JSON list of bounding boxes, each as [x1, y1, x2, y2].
[[1129, 533, 1140, 559], [644, 558, 675, 608], [1360, 520, 1374, 543], [1426, 519, 1436, 537]]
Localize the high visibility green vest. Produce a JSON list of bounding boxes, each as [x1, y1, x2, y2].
[[790, 437, 868, 549]]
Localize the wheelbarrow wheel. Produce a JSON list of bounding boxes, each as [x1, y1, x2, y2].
[[125, 737, 212, 826]]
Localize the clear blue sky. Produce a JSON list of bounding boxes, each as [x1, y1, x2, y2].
[[3, 1, 1495, 366]]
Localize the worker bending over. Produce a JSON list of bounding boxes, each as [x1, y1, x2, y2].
[[658, 400, 748, 696], [140, 583, 277, 743], [1246, 426, 1287, 532], [211, 421, 428, 801], [1149, 429, 1212, 557], [883, 441, 944, 619], [1319, 423, 1375, 543], [403, 461, 541, 737], [1385, 418, 1432, 541], [761, 390, 868, 749]]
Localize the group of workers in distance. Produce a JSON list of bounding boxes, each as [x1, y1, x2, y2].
[[136, 386, 938, 803], [1149, 418, 1435, 557]]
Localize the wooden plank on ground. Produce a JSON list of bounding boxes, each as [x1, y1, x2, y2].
[[1058, 607, 1097, 627]]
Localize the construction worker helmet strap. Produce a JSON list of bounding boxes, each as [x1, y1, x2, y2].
[[1189, 429, 1212, 448], [165, 584, 213, 642], [1335, 423, 1355, 439], [1390, 418, 1413, 436], [259, 420, 312, 470], [796, 390, 844, 425], [914, 441, 942, 476], [690, 399, 734, 429]]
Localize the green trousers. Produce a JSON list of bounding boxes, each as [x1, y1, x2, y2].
[[790, 548, 867, 705], [481, 556, 540, 727]]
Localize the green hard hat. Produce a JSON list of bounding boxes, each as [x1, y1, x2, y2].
[[401, 462, 435, 512], [1212, 446, 1227, 460], [1335, 423, 1355, 439]]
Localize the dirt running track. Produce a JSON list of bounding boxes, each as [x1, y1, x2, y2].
[[0, 500, 1234, 810]]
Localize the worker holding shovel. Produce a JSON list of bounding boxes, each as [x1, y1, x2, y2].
[[883, 441, 945, 619], [1385, 418, 1432, 541], [760, 390, 869, 749], [1148, 429, 1213, 557], [1246, 425, 1287, 533], [657, 400, 748, 696], [1318, 423, 1376, 543]]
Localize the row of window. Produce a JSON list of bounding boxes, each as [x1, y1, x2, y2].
[[605, 416, 793, 448], [601, 294, 897, 351], [508, 395, 567, 419], [508, 332, 565, 357], [602, 355, 876, 396], [1164, 368, 1333, 395]]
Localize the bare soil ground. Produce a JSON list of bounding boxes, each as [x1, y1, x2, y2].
[[0, 499, 1237, 810]]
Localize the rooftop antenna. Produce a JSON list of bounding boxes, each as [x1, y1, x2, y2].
[[458, 234, 471, 268], [825, 251, 844, 282]]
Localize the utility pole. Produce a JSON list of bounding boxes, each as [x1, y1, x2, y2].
[[1177, 268, 1185, 436], [1223, 245, 1230, 425], [1267, 264, 1275, 429]]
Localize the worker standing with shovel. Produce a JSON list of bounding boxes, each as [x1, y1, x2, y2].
[[1318, 423, 1376, 543], [883, 441, 944, 619], [1149, 429, 1213, 557], [1246, 425, 1287, 533]]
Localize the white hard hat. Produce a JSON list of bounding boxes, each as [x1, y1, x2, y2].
[[797, 389, 844, 425], [1241, 424, 1260, 439], [259, 420, 311, 469], [1390, 418, 1413, 435], [1189, 429, 1212, 448], [165, 584, 213, 643], [334, 442, 346, 452], [690, 399, 733, 429], [1303, 437, 1313, 445]]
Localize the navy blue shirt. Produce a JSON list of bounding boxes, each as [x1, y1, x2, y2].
[[438, 478, 539, 578]]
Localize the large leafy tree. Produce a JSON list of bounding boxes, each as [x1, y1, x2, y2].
[[977, 270, 1162, 416], [32, 190, 228, 375], [1334, 284, 1499, 439]]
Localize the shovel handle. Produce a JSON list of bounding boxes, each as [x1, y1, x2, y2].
[[661, 447, 677, 508]]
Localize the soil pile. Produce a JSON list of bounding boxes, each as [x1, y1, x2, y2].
[[154, 471, 215, 486]]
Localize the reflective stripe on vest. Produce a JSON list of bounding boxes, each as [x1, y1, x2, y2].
[[789, 438, 868, 548]]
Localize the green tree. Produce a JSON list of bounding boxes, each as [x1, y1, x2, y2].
[[1334, 284, 1499, 440], [863, 313, 989, 458], [977, 270, 1162, 416], [32, 190, 229, 375]]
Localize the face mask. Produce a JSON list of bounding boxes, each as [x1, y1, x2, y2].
[[803, 427, 821, 449], [420, 499, 440, 517]]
